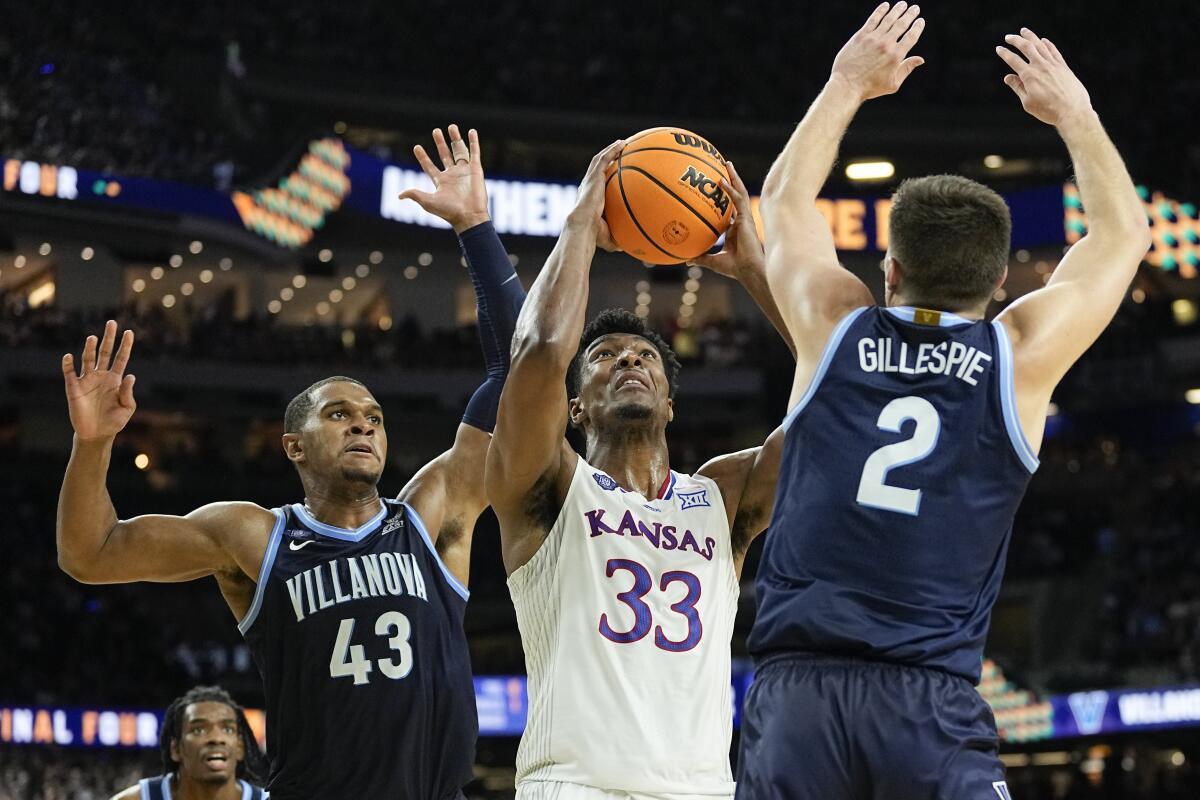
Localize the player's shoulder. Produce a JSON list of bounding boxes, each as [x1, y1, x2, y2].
[[108, 782, 145, 800], [185, 501, 278, 540]]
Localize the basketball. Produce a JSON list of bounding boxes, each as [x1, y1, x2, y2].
[[603, 127, 735, 265]]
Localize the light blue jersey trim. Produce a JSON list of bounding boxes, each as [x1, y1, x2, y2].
[[139, 778, 152, 800], [402, 502, 470, 602], [783, 306, 870, 431], [237, 509, 286, 635], [991, 321, 1040, 473], [291, 500, 387, 541], [884, 305, 974, 327], [161, 774, 173, 800]]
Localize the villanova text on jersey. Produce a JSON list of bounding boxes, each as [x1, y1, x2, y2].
[[239, 499, 476, 800], [749, 306, 1039, 683]]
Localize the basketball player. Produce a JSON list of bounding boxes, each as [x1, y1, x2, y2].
[[486, 142, 793, 799], [110, 686, 268, 800], [738, 5, 1152, 798], [58, 126, 524, 799]]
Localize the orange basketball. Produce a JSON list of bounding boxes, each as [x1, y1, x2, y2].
[[603, 127, 734, 265]]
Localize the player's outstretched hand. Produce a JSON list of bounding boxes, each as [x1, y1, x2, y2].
[[400, 124, 491, 233], [830, 2, 925, 102], [62, 320, 136, 442], [995, 29, 1092, 128], [687, 161, 764, 279], [570, 139, 625, 252]]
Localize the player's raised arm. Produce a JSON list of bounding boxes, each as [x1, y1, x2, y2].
[[485, 140, 624, 574], [690, 165, 790, 572], [56, 321, 270, 585], [994, 29, 1152, 439], [394, 125, 526, 585], [762, 2, 923, 403]]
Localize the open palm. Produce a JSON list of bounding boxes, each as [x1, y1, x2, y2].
[[399, 125, 490, 233], [62, 320, 137, 442]]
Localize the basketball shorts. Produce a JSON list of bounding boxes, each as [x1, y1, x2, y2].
[[736, 653, 1010, 800], [517, 781, 733, 800]]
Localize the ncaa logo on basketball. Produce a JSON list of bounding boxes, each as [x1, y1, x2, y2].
[[678, 166, 731, 215], [592, 472, 619, 491], [677, 488, 711, 510]]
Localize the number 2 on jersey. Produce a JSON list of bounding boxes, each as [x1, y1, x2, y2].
[[856, 396, 941, 515], [598, 559, 703, 652]]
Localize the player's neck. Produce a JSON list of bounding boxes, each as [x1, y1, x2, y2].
[[891, 296, 988, 320], [173, 774, 242, 800], [585, 432, 671, 499], [300, 484, 383, 529]]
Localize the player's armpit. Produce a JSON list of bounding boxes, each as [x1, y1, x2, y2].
[[61, 501, 271, 586], [698, 426, 785, 574]]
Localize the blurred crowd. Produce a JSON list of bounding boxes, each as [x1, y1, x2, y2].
[[2, 1, 1197, 197]]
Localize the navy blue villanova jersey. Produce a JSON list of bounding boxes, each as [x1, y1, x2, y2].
[[239, 498, 476, 800], [749, 306, 1039, 683]]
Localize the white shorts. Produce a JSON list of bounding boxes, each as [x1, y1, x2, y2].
[[516, 781, 733, 800]]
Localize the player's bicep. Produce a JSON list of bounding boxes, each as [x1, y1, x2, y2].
[[88, 504, 244, 584]]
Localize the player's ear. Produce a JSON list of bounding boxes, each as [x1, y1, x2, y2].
[[995, 265, 1009, 291], [666, 397, 674, 423], [568, 396, 586, 428], [282, 432, 305, 463], [884, 256, 903, 294], [170, 737, 181, 764]]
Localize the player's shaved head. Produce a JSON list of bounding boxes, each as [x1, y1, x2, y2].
[[285, 376, 368, 432]]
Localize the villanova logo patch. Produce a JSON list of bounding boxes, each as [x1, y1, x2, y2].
[[593, 473, 618, 491], [992, 781, 1012, 800], [677, 488, 711, 509], [1067, 691, 1109, 735]]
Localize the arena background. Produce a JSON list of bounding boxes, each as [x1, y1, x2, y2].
[[3, 2, 1200, 797]]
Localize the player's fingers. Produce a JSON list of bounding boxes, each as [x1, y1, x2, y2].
[[111, 329, 134, 377], [899, 56, 925, 79], [432, 128, 455, 170], [862, 2, 890, 32], [995, 46, 1029, 75], [1003, 33, 1041, 64], [1042, 37, 1065, 63], [398, 188, 436, 208], [891, 4, 920, 40], [880, 1, 909, 34], [62, 353, 78, 386], [97, 320, 117, 371], [447, 123, 470, 164], [412, 145, 441, 183], [119, 374, 136, 409], [898, 16, 925, 50], [1002, 73, 1026, 98], [81, 335, 98, 375], [593, 139, 625, 171], [468, 128, 482, 168]]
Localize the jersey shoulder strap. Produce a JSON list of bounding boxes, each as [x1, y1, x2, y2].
[[138, 776, 165, 800]]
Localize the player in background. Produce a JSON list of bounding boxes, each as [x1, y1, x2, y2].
[[58, 126, 524, 800], [739, 4, 1152, 798], [486, 142, 793, 799], [110, 685, 268, 800]]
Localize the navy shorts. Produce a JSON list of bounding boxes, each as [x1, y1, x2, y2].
[[736, 654, 1009, 800]]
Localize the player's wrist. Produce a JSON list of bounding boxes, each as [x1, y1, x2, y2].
[[1054, 106, 1101, 140], [826, 71, 870, 105], [451, 211, 492, 235]]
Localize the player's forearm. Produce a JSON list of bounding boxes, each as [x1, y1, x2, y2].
[[510, 215, 596, 367], [1058, 111, 1151, 248], [57, 436, 121, 579], [762, 75, 863, 207]]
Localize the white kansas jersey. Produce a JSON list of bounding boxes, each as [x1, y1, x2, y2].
[[509, 455, 738, 796]]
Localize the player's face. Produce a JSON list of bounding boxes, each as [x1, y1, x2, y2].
[[573, 333, 673, 429], [296, 383, 388, 486], [171, 702, 244, 784]]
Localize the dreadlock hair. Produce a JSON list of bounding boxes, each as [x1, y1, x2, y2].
[[284, 376, 367, 433], [160, 685, 268, 783], [568, 308, 681, 399]]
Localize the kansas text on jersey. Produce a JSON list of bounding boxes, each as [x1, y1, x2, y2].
[[750, 306, 1038, 683]]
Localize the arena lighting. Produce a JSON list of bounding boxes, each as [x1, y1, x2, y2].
[[199, 269, 213, 283], [292, 274, 307, 289], [169, 254, 182, 268], [1131, 288, 1146, 303], [992, 288, 1007, 302], [984, 155, 1005, 169], [1172, 751, 1186, 766], [1172, 298, 1197, 326], [404, 266, 418, 280], [161, 294, 176, 309], [131, 279, 145, 293], [80, 246, 94, 261], [378, 315, 393, 331], [280, 287, 294, 301], [13, 254, 25, 268], [368, 250, 383, 265], [1185, 389, 1200, 404], [355, 264, 370, 278], [341, 276, 356, 291], [687, 266, 703, 280], [149, 267, 164, 280], [318, 248, 333, 263], [329, 289, 343, 303], [38, 242, 51, 255], [1030, 752, 1072, 766], [267, 300, 282, 314], [845, 161, 895, 181], [28, 281, 55, 307], [134, 454, 150, 470], [180, 282, 194, 296], [219, 257, 233, 271], [188, 240, 203, 254], [418, 252, 432, 266]]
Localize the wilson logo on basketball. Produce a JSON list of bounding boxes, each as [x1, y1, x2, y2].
[[679, 166, 731, 214], [671, 132, 724, 163]]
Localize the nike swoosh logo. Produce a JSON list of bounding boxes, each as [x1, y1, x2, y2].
[[289, 539, 314, 551]]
